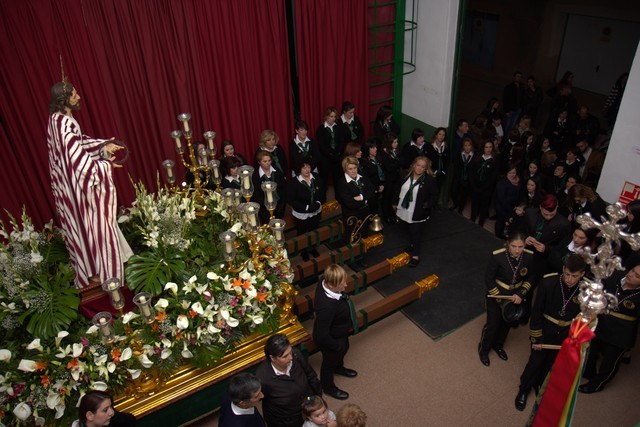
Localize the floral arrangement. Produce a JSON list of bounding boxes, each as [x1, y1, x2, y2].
[[0, 185, 291, 426]]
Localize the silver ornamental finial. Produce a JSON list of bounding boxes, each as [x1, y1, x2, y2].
[[574, 203, 640, 320]]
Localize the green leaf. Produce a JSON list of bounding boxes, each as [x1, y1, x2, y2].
[[125, 250, 186, 295]]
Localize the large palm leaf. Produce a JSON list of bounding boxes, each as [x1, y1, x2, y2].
[[125, 249, 186, 295]]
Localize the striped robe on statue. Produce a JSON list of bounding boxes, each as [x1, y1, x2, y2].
[[47, 113, 132, 289]]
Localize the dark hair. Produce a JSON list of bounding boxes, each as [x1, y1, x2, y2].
[[381, 132, 398, 153], [294, 156, 314, 174], [264, 333, 291, 359], [432, 127, 447, 142], [626, 199, 640, 233], [456, 119, 468, 129], [79, 390, 112, 422], [323, 106, 338, 121], [341, 101, 355, 113], [363, 138, 378, 157], [228, 373, 261, 405], [343, 141, 362, 158], [485, 97, 499, 112], [295, 119, 309, 131], [513, 70, 523, 77], [411, 128, 425, 142], [527, 75, 536, 82], [255, 149, 273, 164], [49, 82, 75, 114], [221, 155, 242, 177], [375, 105, 393, 124], [508, 128, 520, 141], [221, 140, 235, 155], [564, 253, 587, 273], [301, 395, 328, 418], [520, 131, 534, 146], [491, 112, 502, 122], [507, 230, 527, 244], [574, 227, 599, 248]]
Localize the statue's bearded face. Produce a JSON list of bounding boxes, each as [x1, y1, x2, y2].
[[66, 88, 81, 111]]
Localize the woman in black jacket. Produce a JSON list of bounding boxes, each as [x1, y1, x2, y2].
[[287, 157, 326, 261], [470, 139, 499, 226], [392, 156, 439, 267], [380, 132, 402, 223], [251, 150, 286, 224], [335, 156, 376, 245], [360, 139, 385, 216]]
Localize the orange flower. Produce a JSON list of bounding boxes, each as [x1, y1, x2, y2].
[[189, 309, 198, 318], [40, 375, 50, 388], [110, 349, 122, 364], [156, 312, 167, 322], [232, 277, 244, 288], [152, 323, 159, 331], [256, 292, 267, 303], [265, 246, 273, 255], [66, 358, 79, 370], [35, 361, 48, 371], [59, 387, 67, 396]]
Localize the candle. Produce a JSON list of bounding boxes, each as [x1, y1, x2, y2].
[[174, 136, 182, 151], [99, 318, 110, 337], [167, 167, 174, 179], [213, 165, 220, 179], [139, 296, 152, 317], [183, 119, 190, 133], [224, 234, 233, 254], [265, 183, 274, 203], [274, 228, 283, 241], [242, 172, 251, 190], [246, 206, 257, 227], [108, 282, 122, 304]]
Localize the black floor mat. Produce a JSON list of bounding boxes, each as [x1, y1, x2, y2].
[[367, 208, 501, 340]]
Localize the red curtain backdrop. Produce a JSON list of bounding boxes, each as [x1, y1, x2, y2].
[[0, 0, 293, 228], [295, 0, 370, 139]]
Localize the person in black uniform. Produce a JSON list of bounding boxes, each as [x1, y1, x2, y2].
[[313, 264, 357, 401], [288, 157, 325, 261], [289, 119, 320, 179], [399, 128, 427, 170], [514, 254, 587, 411], [425, 127, 449, 192], [450, 137, 476, 214], [219, 372, 266, 427], [317, 106, 347, 187], [380, 132, 402, 223], [255, 334, 322, 427], [392, 156, 439, 267], [360, 138, 385, 216], [372, 104, 401, 146], [470, 139, 499, 226], [580, 263, 640, 393], [221, 156, 243, 189], [256, 130, 288, 181], [338, 101, 365, 144], [478, 231, 535, 366], [251, 150, 286, 224], [335, 156, 376, 245]]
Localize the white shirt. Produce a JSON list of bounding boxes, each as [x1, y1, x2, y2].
[[231, 402, 256, 416], [322, 280, 342, 300], [396, 176, 425, 224], [271, 361, 292, 376]]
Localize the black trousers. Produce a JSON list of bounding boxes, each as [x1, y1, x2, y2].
[[319, 337, 349, 390], [399, 219, 424, 258], [471, 188, 492, 225], [479, 297, 511, 355], [582, 337, 626, 391], [519, 348, 559, 393]]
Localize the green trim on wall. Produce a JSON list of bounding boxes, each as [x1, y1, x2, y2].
[[392, 0, 406, 123], [398, 114, 437, 145]]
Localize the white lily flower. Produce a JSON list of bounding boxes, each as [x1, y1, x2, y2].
[[71, 370, 80, 381], [122, 311, 139, 324], [208, 323, 221, 334], [0, 349, 11, 362], [164, 282, 178, 294], [154, 298, 169, 312], [191, 302, 204, 315], [12, 402, 32, 421], [181, 342, 193, 359], [72, 343, 83, 358], [36, 415, 47, 425], [161, 338, 172, 348], [86, 325, 98, 335], [206, 271, 219, 281], [230, 222, 242, 233], [55, 331, 69, 347], [195, 284, 207, 294], [17, 359, 37, 372], [54, 404, 65, 419], [94, 354, 108, 366], [26, 338, 43, 351], [249, 314, 264, 325], [107, 362, 116, 373], [140, 354, 154, 368], [127, 369, 141, 380], [263, 279, 272, 290], [91, 381, 108, 391], [176, 314, 189, 330], [161, 348, 172, 359], [30, 251, 43, 265], [46, 393, 61, 409], [120, 348, 132, 361], [245, 286, 257, 299]]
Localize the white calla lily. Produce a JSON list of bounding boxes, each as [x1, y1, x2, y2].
[[46, 393, 61, 409], [107, 362, 116, 373], [0, 349, 11, 362], [164, 282, 178, 294], [154, 298, 169, 311], [12, 402, 32, 421], [161, 348, 172, 359], [206, 271, 219, 281], [140, 354, 154, 368], [176, 314, 189, 330], [208, 324, 221, 334], [120, 348, 132, 361], [182, 342, 193, 358], [72, 343, 83, 358], [91, 381, 108, 391], [122, 311, 139, 324], [17, 359, 37, 372], [85, 325, 98, 335], [26, 338, 43, 351], [191, 302, 204, 315], [54, 404, 65, 419], [127, 369, 141, 379]]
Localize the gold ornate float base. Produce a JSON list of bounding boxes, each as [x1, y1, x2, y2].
[[114, 319, 309, 418]]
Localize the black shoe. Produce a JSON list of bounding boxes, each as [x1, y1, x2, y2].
[[408, 257, 420, 268], [478, 343, 490, 366], [494, 348, 508, 361], [301, 251, 310, 262], [335, 367, 358, 378], [515, 390, 528, 411], [578, 382, 601, 394], [310, 248, 320, 258], [324, 387, 349, 400]]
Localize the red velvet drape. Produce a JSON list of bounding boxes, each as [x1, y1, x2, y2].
[[295, 0, 370, 139], [0, 0, 293, 229]]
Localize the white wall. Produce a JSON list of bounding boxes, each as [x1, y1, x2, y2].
[[597, 42, 640, 204], [401, 0, 459, 127]]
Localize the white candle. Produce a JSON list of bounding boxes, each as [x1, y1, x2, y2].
[[265, 183, 274, 203], [109, 282, 122, 303], [274, 228, 283, 241], [182, 119, 190, 133], [139, 296, 152, 317], [224, 235, 233, 254], [242, 172, 251, 190], [207, 138, 215, 151], [247, 207, 257, 227], [174, 136, 182, 151], [167, 167, 174, 179], [213, 166, 220, 179], [99, 318, 110, 337]]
